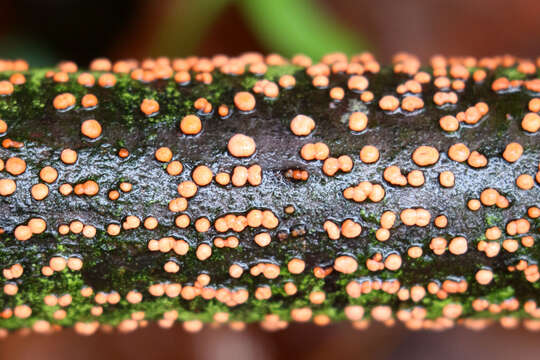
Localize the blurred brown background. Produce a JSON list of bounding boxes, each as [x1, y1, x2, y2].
[[0, 0, 539, 359], [2, 323, 540, 360]]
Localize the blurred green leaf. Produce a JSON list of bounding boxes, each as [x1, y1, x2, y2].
[[151, 0, 233, 57], [238, 0, 370, 60]]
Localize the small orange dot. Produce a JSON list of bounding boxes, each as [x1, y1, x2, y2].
[[195, 217, 211, 232], [467, 151, 487, 168], [177, 181, 198, 198], [98, 73, 116, 87], [329, 87, 344, 100], [180, 115, 202, 135], [379, 95, 399, 111], [439, 115, 459, 132], [39, 166, 58, 183], [53, 93, 76, 110], [174, 71, 191, 84], [81, 119, 102, 139], [155, 147, 173, 162], [348, 75, 369, 91], [118, 148, 129, 158], [0, 179, 16, 196], [516, 174, 534, 190], [228, 134, 256, 157], [254, 232, 272, 247], [0, 119, 7, 133], [522, 113, 540, 133], [234, 91, 256, 112], [77, 73, 95, 87], [359, 145, 380, 164], [290, 115, 315, 136], [166, 161, 183, 176], [502, 143, 523, 163], [140, 99, 159, 116], [0, 80, 14, 95], [448, 237, 468, 255], [144, 217, 158, 230], [279, 75, 296, 88], [476, 269, 493, 285], [5, 157, 26, 176], [312, 75, 329, 87], [434, 215, 448, 228], [215, 172, 230, 185], [9, 73, 25, 85], [349, 112, 368, 132], [192, 165, 213, 186], [439, 171, 455, 187], [334, 255, 358, 274], [412, 146, 439, 166], [384, 253, 402, 271], [14, 225, 32, 241], [407, 170, 425, 187], [81, 94, 98, 108], [448, 143, 470, 163], [31, 183, 49, 200]]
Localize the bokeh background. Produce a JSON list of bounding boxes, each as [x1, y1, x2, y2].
[[2, 0, 540, 65], [0, 0, 539, 359]]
